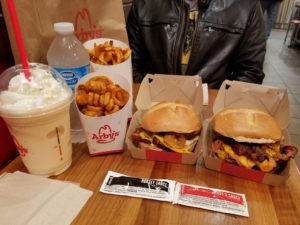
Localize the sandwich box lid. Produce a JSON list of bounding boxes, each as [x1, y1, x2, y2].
[[135, 74, 203, 114], [213, 80, 290, 129]]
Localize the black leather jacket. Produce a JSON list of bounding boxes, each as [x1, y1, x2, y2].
[[127, 0, 266, 88]]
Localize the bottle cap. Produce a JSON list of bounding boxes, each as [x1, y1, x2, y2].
[[53, 22, 74, 34]]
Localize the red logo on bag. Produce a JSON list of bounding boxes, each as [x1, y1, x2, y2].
[[92, 124, 120, 144], [11, 135, 28, 157], [74, 8, 103, 42]]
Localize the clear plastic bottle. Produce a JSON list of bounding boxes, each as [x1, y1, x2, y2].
[[47, 22, 89, 143]]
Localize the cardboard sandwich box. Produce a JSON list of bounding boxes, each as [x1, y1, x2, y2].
[[202, 80, 291, 186], [125, 74, 203, 164]]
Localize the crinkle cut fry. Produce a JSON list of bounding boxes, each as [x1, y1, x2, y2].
[[76, 75, 129, 117], [88, 40, 132, 65]]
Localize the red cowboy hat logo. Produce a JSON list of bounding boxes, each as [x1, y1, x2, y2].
[[92, 124, 120, 144], [74, 8, 103, 42]]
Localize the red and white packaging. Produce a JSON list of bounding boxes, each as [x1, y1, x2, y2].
[[99, 171, 249, 217], [201, 80, 292, 186], [126, 74, 203, 164], [173, 183, 249, 217], [75, 72, 130, 156]]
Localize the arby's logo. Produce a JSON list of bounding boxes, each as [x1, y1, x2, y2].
[[74, 8, 103, 42], [92, 124, 120, 144]]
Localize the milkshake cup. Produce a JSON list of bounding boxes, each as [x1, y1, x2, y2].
[[0, 63, 73, 177]]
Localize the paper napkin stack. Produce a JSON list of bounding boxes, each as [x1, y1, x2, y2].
[[0, 171, 92, 225]]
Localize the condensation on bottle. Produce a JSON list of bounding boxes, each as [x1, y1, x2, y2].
[[47, 22, 89, 143]]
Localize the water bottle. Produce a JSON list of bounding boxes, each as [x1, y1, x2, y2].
[[47, 22, 89, 143]]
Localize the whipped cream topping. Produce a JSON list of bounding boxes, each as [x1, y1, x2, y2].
[[0, 69, 72, 116]]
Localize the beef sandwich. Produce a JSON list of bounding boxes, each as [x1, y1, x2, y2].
[[211, 108, 298, 173], [131, 102, 201, 154]]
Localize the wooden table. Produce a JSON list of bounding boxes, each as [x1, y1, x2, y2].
[[1, 84, 300, 225]]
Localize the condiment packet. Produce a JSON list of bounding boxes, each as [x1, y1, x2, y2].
[[99, 171, 176, 202], [173, 183, 249, 217], [99, 171, 249, 217]]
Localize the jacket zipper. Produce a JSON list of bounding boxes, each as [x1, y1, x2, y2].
[[186, 10, 200, 74], [172, 0, 187, 74]]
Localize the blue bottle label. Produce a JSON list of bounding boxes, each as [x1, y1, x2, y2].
[[54, 64, 90, 90]]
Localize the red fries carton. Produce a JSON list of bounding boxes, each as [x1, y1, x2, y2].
[[126, 74, 203, 164], [201, 80, 292, 186]]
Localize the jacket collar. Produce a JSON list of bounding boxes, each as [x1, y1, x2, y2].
[[198, 0, 210, 6], [180, 0, 210, 7]]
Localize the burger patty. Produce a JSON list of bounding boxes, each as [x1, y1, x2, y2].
[[131, 128, 199, 153], [212, 137, 297, 162], [225, 138, 277, 162], [131, 128, 152, 144], [212, 136, 298, 173], [131, 129, 173, 151]]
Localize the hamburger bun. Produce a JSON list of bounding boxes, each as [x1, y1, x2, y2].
[[212, 108, 282, 144], [141, 101, 201, 133]]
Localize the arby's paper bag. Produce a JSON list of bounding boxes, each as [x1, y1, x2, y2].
[[1, 0, 128, 64]]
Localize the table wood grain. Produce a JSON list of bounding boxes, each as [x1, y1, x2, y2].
[[1, 84, 300, 225]]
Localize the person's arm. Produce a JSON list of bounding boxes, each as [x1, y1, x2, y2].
[[227, 2, 266, 84], [126, 1, 149, 83]]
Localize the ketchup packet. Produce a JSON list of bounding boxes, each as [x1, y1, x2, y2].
[[173, 183, 249, 217]]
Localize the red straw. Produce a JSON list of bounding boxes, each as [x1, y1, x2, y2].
[[6, 0, 31, 80]]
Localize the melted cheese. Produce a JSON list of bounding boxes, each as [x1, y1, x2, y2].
[[238, 155, 256, 169], [256, 158, 276, 172], [266, 148, 276, 158], [153, 135, 192, 154], [223, 144, 256, 169], [217, 143, 278, 171], [266, 145, 288, 160], [216, 149, 228, 160], [140, 131, 153, 142], [140, 131, 198, 154]]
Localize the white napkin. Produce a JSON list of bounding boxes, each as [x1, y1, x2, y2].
[[0, 171, 92, 225]]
